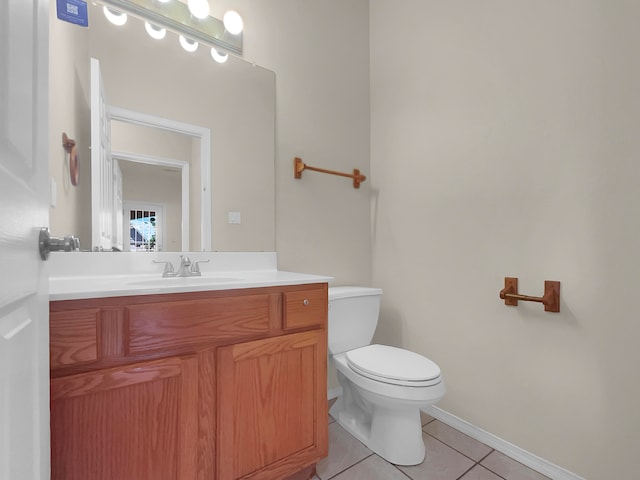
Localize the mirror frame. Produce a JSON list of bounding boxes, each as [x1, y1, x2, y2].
[[108, 106, 212, 251]]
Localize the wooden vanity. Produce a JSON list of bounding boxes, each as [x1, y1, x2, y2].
[[49, 283, 328, 480]]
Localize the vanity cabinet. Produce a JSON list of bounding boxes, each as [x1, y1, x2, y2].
[[49, 284, 328, 480], [50, 356, 198, 480], [217, 330, 326, 480]]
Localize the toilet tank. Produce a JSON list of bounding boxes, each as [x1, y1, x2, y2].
[[328, 286, 383, 355]]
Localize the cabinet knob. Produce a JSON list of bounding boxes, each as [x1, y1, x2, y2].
[[303, 299, 309, 306]]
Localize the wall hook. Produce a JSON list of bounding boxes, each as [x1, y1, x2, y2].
[[499, 277, 560, 313], [294, 157, 366, 189], [62, 132, 79, 186]]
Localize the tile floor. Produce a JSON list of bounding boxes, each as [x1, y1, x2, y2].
[[313, 410, 551, 480]]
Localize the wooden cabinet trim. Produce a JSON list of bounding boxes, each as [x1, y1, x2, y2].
[[197, 349, 217, 480], [98, 307, 127, 359], [230, 329, 321, 361], [50, 356, 185, 401], [50, 308, 99, 368], [49, 284, 327, 311], [127, 293, 273, 354], [240, 447, 322, 480], [178, 356, 199, 479]]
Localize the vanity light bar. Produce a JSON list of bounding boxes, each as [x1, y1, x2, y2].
[[98, 0, 242, 55]]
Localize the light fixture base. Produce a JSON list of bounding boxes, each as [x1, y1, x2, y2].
[[99, 0, 242, 55]]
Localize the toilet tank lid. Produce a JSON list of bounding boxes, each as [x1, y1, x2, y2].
[[329, 286, 383, 301]]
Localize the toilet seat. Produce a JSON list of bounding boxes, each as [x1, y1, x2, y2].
[[346, 345, 441, 387]]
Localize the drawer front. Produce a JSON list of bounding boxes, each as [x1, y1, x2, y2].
[[50, 308, 99, 368], [283, 287, 327, 330], [128, 294, 273, 354]]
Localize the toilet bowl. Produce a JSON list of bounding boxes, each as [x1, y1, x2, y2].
[[328, 287, 445, 466]]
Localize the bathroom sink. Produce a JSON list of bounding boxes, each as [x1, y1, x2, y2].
[[127, 276, 240, 287]]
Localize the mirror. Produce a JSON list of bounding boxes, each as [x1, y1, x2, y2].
[[104, 103, 210, 251], [49, 1, 275, 252]]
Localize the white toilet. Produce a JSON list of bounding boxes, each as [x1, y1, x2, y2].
[[328, 286, 445, 466]]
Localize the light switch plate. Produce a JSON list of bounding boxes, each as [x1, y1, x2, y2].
[[228, 211, 241, 224]]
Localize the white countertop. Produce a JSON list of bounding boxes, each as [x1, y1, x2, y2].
[[48, 252, 332, 301]]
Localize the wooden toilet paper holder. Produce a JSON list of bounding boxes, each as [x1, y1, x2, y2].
[[499, 277, 560, 313]]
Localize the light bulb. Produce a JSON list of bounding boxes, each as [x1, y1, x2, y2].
[[103, 6, 127, 26], [144, 22, 166, 40], [188, 0, 210, 20], [155, 0, 171, 3], [223, 10, 243, 35], [179, 35, 199, 53], [211, 48, 228, 64]]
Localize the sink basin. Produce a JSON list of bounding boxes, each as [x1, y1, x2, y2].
[[127, 276, 239, 287]]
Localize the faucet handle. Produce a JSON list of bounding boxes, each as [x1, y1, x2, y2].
[[190, 259, 210, 276], [153, 260, 176, 277]]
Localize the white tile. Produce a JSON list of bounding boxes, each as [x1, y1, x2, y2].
[[421, 410, 436, 425], [481, 451, 550, 480], [332, 455, 409, 480], [460, 464, 503, 480], [316, 423, 372, 480], [399, 434, 475, 480], [424, 420, 493, 461]]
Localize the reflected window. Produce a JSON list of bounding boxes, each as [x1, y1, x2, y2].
[[125, 203, 164, 251]]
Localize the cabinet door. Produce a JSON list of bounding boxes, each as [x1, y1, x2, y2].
[[217, 330, 328, 480], [50, 356, 198, 480]]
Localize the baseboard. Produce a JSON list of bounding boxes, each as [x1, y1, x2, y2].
[[423, 406, 586, 480], [327, 386, 342, 400]]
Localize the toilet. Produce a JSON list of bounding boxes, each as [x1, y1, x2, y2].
[[328, 286, 445, 466]]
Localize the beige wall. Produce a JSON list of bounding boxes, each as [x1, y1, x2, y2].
[[48, 6, 91, 248], [211, 0, 372, 283], [370, 1, 639, 478], [111, 122, 193, 162]]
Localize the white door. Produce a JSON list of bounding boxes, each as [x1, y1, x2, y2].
[[0, 0, 50, 479], [113, 159, 124, 251], [91, 57, 114, 251]]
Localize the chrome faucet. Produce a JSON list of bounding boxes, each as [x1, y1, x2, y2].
[[176, 255, 192, 277], [153, 256, 210, 277]]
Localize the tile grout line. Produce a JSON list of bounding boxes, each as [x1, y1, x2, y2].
[[324, 452, 374, 480], [477, 450, 495, 464], [478, 449, 550, 480], [423, 430, 494, 466], [459, 463, 508, 480], [473, 452, 508, 480], [456, 449, 506, 480], [455, 463, 479, 480], [393, 463, 415, 480], [422, 417, 437, 427]]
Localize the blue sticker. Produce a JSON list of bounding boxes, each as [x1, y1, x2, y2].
[[56, 0, 88, 27]]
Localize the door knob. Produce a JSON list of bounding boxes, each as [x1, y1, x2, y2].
[[39, 227, 80, 260]]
